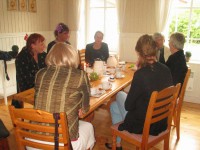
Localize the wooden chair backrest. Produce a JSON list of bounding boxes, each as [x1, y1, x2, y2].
[[177, 67, 191, 113], [78, 49, 86, 65], [9, 106, 71, 150], [142, 83, 181, 147]]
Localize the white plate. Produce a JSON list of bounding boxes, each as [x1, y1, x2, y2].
[[116, 75, 125, 79], [99, 83, 112, 90], [90, 90, 106, 97]]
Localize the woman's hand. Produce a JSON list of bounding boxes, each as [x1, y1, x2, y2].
[[78, 109, 83, 117]]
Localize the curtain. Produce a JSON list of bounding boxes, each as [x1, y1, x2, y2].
[[66, 0, 82, 48], [116, 0, 127, 32], [155, 0, 173, 32]]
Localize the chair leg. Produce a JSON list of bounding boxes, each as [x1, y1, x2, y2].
[[164, 136, 169, 150], [176, 117, 180, 140], [0, 138, 9, 150], [112, 132, 117, 150], [136, 146, 140, 150]]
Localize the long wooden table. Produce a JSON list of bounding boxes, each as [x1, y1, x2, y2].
[[13, 64, 135, 119]]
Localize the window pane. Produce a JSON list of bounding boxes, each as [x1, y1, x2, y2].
[[174, 0, 192, 8], [90, 0, 104, 7], [193, 0, 200, 7], [187, 9, 200, 61], [106, 0, 116, 7], [88, 8, 104, 42], [169, 9, 190, 36], [105, 8, 118, 51]]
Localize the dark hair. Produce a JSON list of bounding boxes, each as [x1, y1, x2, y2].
[[94, 31, 104, 38], [54, 23, 69, 37], [26, 33, 45, 53]]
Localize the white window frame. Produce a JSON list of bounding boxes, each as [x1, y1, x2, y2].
[[166, 0, 200, 62]]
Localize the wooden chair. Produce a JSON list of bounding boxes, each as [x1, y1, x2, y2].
[[173, 68, 191, 140], [0, 119, 10, 150], [111, 84, 181, 150], [78, 49, 86, 69], [9, 106, 71, 150]]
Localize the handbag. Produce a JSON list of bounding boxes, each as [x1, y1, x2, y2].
[[0, 119, 9, 139]]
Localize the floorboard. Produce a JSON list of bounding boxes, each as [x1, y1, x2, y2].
[[1, 97, 200, 150]]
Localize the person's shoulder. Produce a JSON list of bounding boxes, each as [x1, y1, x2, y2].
[[35, 67, 47, 78], [102, 42, 108, 46], [86, 43, 94, 50], [40, 51, 47, 57], [86, 43, 94, 47], [102, 42, 108, 45], [16, 47, 28, 59], [48, 40, 56, 46]]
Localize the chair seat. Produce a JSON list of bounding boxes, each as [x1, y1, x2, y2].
[[111, 122, 168, 143]]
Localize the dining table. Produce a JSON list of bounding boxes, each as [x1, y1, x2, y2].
[[12, 63, 136, 119]]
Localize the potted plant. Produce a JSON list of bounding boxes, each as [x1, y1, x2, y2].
[[185, 51, 192, 62]]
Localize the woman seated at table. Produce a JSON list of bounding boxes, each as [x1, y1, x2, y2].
[[47, 22, 70, 53], [32, 43, 95, 150], [166, 32, 187, 87], [105, 34, 173, 150], [14, 33, 46, 108], [85, 31, 109, 66]]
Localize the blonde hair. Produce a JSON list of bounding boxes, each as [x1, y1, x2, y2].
[[45, 42, 79, 68], [135, 34, 157, 68]]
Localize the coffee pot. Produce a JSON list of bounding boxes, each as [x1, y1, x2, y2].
[[93, 58, 104, 76], [107, 55, 118, 67]]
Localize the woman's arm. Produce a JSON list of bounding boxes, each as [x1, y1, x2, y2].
[[80, 72, 90, 114], [85, 44, 93, 66], [102, 43, 109, 61]]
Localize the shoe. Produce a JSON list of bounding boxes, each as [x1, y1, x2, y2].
[[105, 143, 123, 150]]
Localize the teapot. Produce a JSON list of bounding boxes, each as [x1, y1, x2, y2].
[[93, 58, 104, 76], [107, 55, 118, 67]]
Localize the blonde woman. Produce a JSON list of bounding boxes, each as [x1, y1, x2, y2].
[[30, 43, 95, 150]]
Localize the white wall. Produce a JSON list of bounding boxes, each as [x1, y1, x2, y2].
[[0, 0, 52, 100]]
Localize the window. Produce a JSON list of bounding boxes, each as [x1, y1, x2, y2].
[[167, 0, 200, 62], [78, 0, 118, 54]]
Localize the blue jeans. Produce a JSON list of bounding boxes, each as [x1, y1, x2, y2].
[[110, 91, 127, 143]]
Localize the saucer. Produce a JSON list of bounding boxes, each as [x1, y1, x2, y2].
[[116, 75, 125, 79], [99, 83, 112, 90], [90, 90, 106, 98]]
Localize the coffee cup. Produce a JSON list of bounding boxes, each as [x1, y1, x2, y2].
[[90, 87, 97, 95], [102, 81, 111, 90], [116, 72, 122, 78]]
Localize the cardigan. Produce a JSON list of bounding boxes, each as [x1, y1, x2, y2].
[[34, 66, 90, 140], [166, 49, 187, 85], [15, 47, 46, 92], [118, 62, 173, 135], [47, 40, 70, 53], [85, 42, 109, 66]]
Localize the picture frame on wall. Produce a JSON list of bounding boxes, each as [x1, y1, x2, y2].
[[28, 0, 37, 12], [7, 0, 18, 11], [19, 0, 27, 11]]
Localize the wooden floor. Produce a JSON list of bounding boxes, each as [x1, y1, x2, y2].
[[1, 97, 200, 150]]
